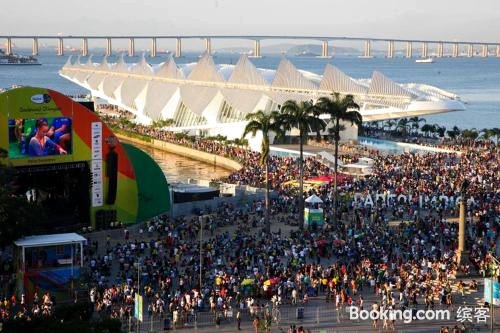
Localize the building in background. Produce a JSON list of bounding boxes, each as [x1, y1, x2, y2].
[[60, 54, 465, 150]]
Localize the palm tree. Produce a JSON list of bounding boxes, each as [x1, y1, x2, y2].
[[462, 128, 479, 142], [280, 100, 326, 230], [409, 116, 426, 135], [479, 128, 491, 140], [316, 93, 361, 225], [311, 103, 326, 142], [489, 128, 500, 144], [366, 121, 378, 131], [396, 118, 410, 136], [436, 126, 446, 138], [384, 119, 396, 132], [446, 126, 461, 140], [421, 124, 434, 137], [429, 124, 439, 138], [242, 110, 284, 233]]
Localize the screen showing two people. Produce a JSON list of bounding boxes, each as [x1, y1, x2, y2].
[[8, 117, 72, 158]]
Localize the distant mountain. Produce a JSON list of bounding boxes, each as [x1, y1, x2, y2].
[[217, 43, 361, 56], [260, 43, 297, 54], [288, 44, 360, 56]]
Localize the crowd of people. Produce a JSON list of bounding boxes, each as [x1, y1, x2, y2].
[[1, 109, 498, 331], [362, 121, 498, 153], [0, 292, 54, 321]]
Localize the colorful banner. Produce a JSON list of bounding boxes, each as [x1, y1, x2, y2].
[[91, 122, 103, 207], [484, 278, 500, 306], [134, 293, 143, 321]]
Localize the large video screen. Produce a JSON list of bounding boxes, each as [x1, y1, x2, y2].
[[8, 117, 72, 158]]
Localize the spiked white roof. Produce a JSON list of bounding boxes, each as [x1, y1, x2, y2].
[[368, 71, 414, 98], [320, 64, 368, 95], [141, 81, 179, 120], [60, 54, 465, 124], [130, 54, 153, 76], [228, 55, 268, 86], [272, 58, 318, 90], [188, 53, 223, 82], [156, 57, 184, 79]]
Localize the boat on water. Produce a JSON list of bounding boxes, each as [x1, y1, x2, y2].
[[416, 58, 434, 64], [0, 49, 41, 65]]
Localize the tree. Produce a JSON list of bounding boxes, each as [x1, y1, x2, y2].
[[384, 119, 396, 132], [280, 100, 326, 230], [242, 110, 284, 233], [232, 138, 248, 147], [151, 118, 175, 128], [489, 127, 500, 144], [429, 124, 439, 138], [436, 125, 446, 138], [409, 116, 425, 135], [446, 126, 461, 140], [480, 128, 492, 141], [396, 118, 410, 136], [315, 93, 361, 225], [462, 128, 479, 142], [367, 120, 380, 131], [421, 124, 435, 137], [478, 128, 500, 143]]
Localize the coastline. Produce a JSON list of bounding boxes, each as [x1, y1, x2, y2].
[[114, 132, 243, 173]]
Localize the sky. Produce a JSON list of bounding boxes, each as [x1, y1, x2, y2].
[[1, 0, 499, 48]]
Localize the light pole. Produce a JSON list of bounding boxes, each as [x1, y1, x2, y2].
[[136, 257, 142, 333], [489, 255, 500, 333], [199, 215, 203, 292], [457, 179, 469, 265]]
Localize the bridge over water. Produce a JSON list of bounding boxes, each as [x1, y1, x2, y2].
[[2, 35, 500, 58]]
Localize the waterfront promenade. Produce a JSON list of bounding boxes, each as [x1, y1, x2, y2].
[[114, 133, 242, 172]]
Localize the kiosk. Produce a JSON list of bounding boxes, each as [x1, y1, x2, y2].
[[14, 233, 87, 303], [304, 194, 324, 230]]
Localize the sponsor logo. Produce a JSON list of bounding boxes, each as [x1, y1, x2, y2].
[[30, 94, 52, 104]]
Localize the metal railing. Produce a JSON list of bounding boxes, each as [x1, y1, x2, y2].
[[119, 303, 500, 332]]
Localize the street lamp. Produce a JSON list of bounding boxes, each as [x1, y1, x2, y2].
[[199, 215, 203, 292], [457, 179, 469, 265]]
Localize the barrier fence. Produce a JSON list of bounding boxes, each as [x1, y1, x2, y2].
[[119, 303, 500, 332]]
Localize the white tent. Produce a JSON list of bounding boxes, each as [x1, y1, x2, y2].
[[305, 194, 323, 204], [15, 233, 87, 270], [14, 233, 87, 247]]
